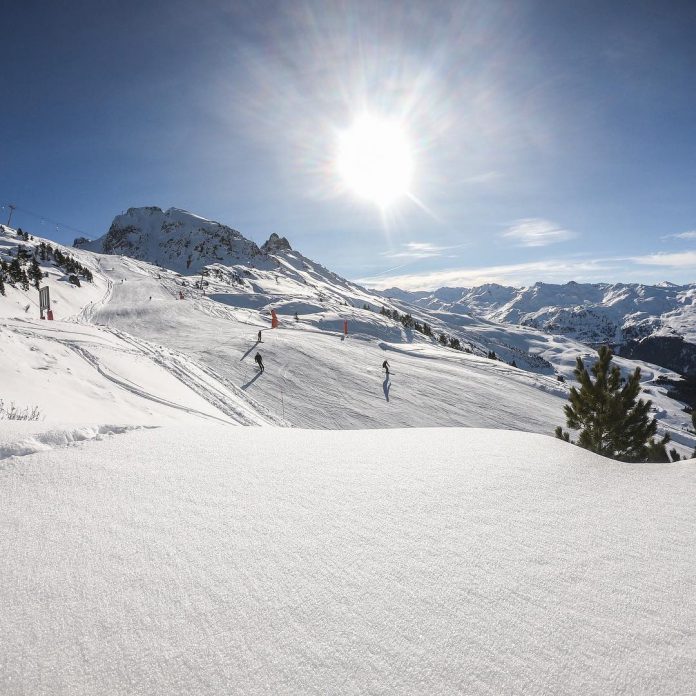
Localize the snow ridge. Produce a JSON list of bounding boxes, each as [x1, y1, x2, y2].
[[0, 424, 153, 462]]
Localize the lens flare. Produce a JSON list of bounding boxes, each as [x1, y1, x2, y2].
[[336, 114, 414, 208]]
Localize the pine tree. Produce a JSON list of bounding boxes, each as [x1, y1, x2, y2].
[[29, 258, 42, 289], [555, 346, 670, 462], [0, 273, 5, 296], [8, 258, 22, 284], [438, 333, 448, 346]]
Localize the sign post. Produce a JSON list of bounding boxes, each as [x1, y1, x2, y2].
[[39, 286, 52, 320]]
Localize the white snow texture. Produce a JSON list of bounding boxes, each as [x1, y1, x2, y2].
[[2, 426, 695, 695]]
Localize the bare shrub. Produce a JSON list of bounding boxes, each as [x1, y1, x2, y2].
[[0, 399, 41, 421]]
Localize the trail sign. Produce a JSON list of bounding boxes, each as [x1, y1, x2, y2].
[[39, 286, 51, 317]]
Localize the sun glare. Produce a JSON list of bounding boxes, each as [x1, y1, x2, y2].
[[336, 114, 413, 208]]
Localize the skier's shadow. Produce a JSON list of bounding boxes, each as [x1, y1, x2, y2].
[[242, 371, 262, 390], [383, 376, 390, 402], [240, 343, 259, 361]]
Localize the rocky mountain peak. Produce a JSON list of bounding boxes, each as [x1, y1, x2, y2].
[[261, 233, 292, 253]]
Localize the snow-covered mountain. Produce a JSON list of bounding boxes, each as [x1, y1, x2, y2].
[[382, 281, 696, 375], [74, 206, 264, 273], [2, 210, 694, 451], [70, 208, 579, 374]]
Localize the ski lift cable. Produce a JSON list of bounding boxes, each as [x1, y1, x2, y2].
[[1, 201, 93, 238]]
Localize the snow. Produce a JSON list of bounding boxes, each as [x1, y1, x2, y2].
[[0, 422, 150, 460], [74, 206, 263, 274], [88, 254, 570, 433], [0, 319, 278, 426], [1, 425, 694, 695], [388, 280, 696, 348], [2, 212, 696, 692], [2, 219, 694, 453]]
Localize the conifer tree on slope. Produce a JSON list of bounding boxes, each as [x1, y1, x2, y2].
[[555, 346, 670, 462]]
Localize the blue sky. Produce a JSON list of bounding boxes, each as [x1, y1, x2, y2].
[[2, 0, 695, 289]]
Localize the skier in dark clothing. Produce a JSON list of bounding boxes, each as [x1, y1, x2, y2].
[[257, 330, 262, 342], [382, 360, 390, 376], [255, 352, 264, 372]]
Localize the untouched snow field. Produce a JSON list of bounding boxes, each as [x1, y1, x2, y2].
[[2, 219, 696, 693], [1, 425, 695, 695]]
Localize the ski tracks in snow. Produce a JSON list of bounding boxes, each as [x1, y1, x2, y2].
[[70, 257, 114, 325], [7, 321, 283, 427], [108, 328, 288, 427]]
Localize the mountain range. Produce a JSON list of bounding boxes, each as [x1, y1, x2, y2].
[[381, 280, 696, 376], [76, 207, 696, 377]]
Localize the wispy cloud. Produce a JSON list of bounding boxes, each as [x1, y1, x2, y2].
[[358, 257, 621, 291], [459, 170, 502, 185], [661, 230, 696, 241], [501, 218, 576, 247], [358, 250, 696, 291], [628, 251, 696, 267], [382, 241, 469, 260]]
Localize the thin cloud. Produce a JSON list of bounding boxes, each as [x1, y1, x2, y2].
[[628, 251, 696, 267], [382, 241, 471, 260], [501, 218, 576, 247], [358, 250, 696, 291], [383, 242, 449, 260], [661, 230, 696, 241], [459, 170, 502, 185], [358, 257, 621, 291]]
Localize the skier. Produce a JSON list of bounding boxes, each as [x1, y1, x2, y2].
[[294, 312, 299, 321], [257, 330, 262, 342], [382, 360, 390, 376], [255, 352, 264, 372]]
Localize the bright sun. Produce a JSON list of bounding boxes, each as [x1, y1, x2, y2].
[[336, 114, 413, 208]]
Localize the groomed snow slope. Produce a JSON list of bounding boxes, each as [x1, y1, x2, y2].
[[90, 255, 570, 432], [88, 254, 694, 451], [2, 223, 694, 451], [1, 425, 694, 695]]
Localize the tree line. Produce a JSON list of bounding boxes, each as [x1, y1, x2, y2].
[[0, 236, 93, 296]]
